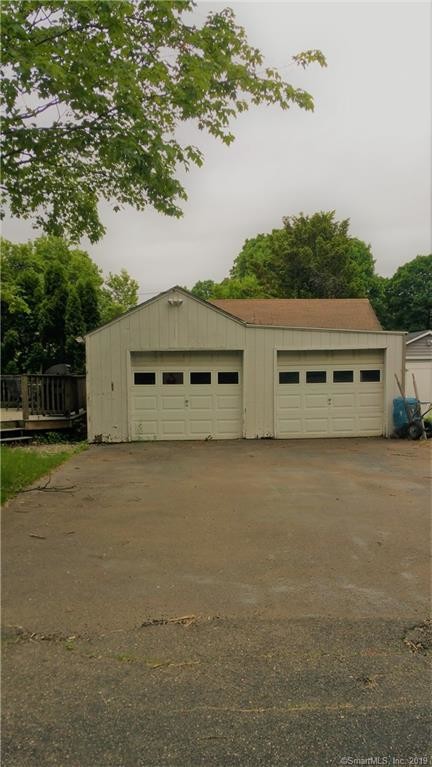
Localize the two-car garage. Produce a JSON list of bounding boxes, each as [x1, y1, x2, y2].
[[85, 288, 404, 442], [129, 348, 384, 441]]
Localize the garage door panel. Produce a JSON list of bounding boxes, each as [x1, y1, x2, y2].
[[130, 355, 242, 440], [278, 394, 302, 409], [133, 411, 159, 423], [161, 396, 186, 410], [332, 393, 355, 408], [132, 396, 157, 410], [278, 418, 302, 433], [358, 392, 381, 407], [216, 419, 242, 434], [277, 351, 384, 439], [132, 421, 158, 438], [305, 394, 328, 408], [332, 418, 356, 432], [216, 394, 241, 410], [304, 418, 329, 433], [189, 395, 213, 410], [358, 415, 383, 429], [161, 420, 187, 435], [189, 420, 213, 434]]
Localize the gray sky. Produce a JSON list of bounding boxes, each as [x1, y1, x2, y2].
[[3, 1, 431, 300]]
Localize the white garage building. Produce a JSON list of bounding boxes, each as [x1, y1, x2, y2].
[[85, 287, 405, 442]]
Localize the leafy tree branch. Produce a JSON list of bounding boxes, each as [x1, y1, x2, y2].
[[1, 0, 326, 242]]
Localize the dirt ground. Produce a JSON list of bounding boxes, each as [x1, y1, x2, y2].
[[2, 438, 431, 766]]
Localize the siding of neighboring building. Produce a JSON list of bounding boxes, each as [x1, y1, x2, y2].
[[86, 288, 405, 442], [406, 335, 432, 358], [405, 333, 432, 405]]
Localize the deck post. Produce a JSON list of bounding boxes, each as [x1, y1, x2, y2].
[[21, 375, 29, 421], [64, 377, 73, 416]]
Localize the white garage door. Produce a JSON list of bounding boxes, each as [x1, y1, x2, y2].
[[276, 350, 384, 438], [130, 351, 242, 440]]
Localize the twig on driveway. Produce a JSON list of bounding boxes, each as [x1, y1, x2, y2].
[[18, 475, 76, 494], [141, 615, 197, 628]]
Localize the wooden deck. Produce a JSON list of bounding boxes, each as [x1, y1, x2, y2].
[[1, 408, 86, 431], [1, 374, 86, 435]]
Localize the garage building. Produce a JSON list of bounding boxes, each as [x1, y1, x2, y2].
[[85, 287, 405, 442]]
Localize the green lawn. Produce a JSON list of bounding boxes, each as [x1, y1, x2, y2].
[[1, 445, 85, 504]]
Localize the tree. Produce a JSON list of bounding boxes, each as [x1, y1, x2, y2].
[[232, 213, 379, 300], [1, 235, 139, 370], [39, 261, 69, 364], [101, 268, 139, 323], [347, 238, 377, 297], [78, 280, 100, 332], [1, 1, 326, 241], [65, 287, 86, 372], [385, 255, 432, 331], [272, 212, 377, 299], [105, 269, 139, 311], [190, 280, 217, 301], [193, 212, 378, 303], [212, 275, 267, 299], [1, 239, 45, 371], [191, 274, 267, 300], [366, 275, 391, 330], [230, 232, 279, 295]]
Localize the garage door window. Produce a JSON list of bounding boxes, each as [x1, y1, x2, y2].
[[279, 372, 300, 384], [163, 372, 184, 385], [360, 370, 380, 382], [218, 372, 239, 384], [333, 370, 354, 383], [306, 371, 326, 384], [190, 372, 211, 384], [134, 372, 155, 385]]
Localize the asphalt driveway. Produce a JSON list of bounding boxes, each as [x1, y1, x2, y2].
[[2, 438, 431, 766]]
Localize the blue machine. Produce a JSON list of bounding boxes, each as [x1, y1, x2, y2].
[[393, 396, 420, 431]]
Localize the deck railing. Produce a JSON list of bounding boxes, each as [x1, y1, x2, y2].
[[1, 374, 86, 418], [1, 375, 22, 409]]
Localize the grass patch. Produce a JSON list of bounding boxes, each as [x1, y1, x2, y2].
[[0, 444, 85, 504]]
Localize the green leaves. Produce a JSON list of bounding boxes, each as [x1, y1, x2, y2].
[[384, 255, 432, 331], [1, 1, 326, 241], [100, 268, 139, 323], [192, 212, 381, 307], [190, 213, 431, 332], [65, 287, 86, 372], [1, 235, 139, 371]]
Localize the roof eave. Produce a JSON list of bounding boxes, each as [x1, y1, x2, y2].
[[406, 330, 432, 344], [244, 323, 402, 335]]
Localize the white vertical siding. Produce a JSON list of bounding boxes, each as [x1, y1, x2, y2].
[[86, 290, 246, 441], [243, 326, 404, 438], [86, 289, 404, 441], [406, 335, 432, 358]]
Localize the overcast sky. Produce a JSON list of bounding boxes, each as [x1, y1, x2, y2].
[[3, 1, 431, 300]]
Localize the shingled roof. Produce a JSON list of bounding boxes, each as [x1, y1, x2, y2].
[[210, 298, 382, 331]]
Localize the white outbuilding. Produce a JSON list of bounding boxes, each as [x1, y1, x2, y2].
[[85, 287, 405, 442]]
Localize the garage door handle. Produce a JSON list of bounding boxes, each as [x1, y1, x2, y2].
[[185, 399, 189, 407], [328, 397, 332, 405]]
